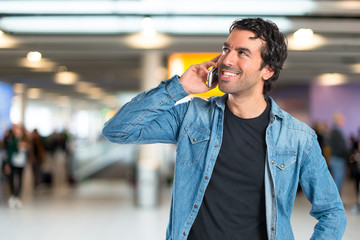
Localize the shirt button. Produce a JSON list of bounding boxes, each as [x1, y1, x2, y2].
[[267, 131, 270, 135], [271, 161, 274, 164], [272, 194, 275, 198], [204, 176, 209, 180], [281, 163, 285, 168], [194, 205, 198, 208], [183, 232, 186, 236], [215, 144, 218, 148], [193, 138, 197, 142], [271, 227, 275, 231]]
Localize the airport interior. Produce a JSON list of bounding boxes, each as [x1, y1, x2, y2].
[[0, 0, 360, 239]]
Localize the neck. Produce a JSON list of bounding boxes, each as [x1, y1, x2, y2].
[[226, 94, 267, 119]]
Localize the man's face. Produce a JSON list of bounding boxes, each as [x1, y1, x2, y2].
[[217, 29, 273, 97]]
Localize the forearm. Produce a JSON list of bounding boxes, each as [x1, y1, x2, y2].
[[301, 136, 347, 239], [310, 207, 346, 240], [102, 75, 189, 144]]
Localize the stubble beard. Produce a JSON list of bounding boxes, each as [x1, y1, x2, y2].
[[218, 72, 262, 98]]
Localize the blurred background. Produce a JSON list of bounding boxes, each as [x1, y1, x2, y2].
[[0, 0, 359, 239]]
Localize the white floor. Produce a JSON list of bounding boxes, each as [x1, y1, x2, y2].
[[1, 165, 360, 240]]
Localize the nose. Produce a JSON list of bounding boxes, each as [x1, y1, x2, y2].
[[220, 51, 236, 67]]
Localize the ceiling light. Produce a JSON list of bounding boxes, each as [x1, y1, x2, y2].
[[55, 72, 79, 85], [27, 51, 42, 62], [293, 28, 314, 41], [18, 57, 56, 71], [316, 73, 347, 86], [124, 31, 171, 49], [13, 83, 26, 94], [142, 17, 155, 38], [0, 32, 18, 48], [27, 88, 42, 99], [351, 63, 360, 73], [54, 66, 79, 85], [288, 31, 326, 50], [124, 17, 171, 49]]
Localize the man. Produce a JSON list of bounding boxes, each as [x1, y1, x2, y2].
[[329, 111, 349, 193], [103, 18, 346, 240]]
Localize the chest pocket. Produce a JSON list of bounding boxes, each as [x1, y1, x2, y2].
[[274, 152, 297, 196], [176, 123, 210, 166]]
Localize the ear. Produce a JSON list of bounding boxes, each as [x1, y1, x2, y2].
[[262, 65, 275, 81]]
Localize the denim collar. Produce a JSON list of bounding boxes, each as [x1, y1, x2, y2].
[[267, 96, 285, 121], [209, 94, 284, 121]]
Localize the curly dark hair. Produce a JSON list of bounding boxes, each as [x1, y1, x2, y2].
[[229, 18, 288, 95]]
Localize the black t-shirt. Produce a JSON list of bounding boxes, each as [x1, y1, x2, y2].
[[188, 101, 270, 240]]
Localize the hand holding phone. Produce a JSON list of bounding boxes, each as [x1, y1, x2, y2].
[[207, 67, 218, 88]]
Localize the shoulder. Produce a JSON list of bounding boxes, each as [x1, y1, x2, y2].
[[281, 111, 315, 137], [269, 97, 315, 137]]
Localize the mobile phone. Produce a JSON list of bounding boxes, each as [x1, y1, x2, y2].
[[207, 67, 218, 87]]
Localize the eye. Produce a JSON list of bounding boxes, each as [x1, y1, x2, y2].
[[238, 51, 248, 57], [221, 46, 230, 55]]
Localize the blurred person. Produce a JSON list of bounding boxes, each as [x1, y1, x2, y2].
[[31, 129, 46, 190], [313, 121, 326, 150], [3, 128, 18, 204], [349, 130, 360, 213], [0, 138, 6, 172], [349, 134, 358, 179], [103, 18, 346, 239], [40, 131, 63, 187], [4, 125, 31, 208], [48, 131, 62, 155], [60, 130, 76, 185], [0, 138, 6, 200], [313, 120, 331, 165], [329, 112, 349, 194]]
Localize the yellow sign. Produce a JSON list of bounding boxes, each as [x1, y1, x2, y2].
[[168, 53, 225, 99]]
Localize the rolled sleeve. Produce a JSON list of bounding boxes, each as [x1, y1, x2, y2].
[[165, 75, 189, 102]]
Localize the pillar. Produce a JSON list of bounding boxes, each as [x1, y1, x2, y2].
[[136, 50, 163, 207]]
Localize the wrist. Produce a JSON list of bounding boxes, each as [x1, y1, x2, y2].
[[166, 75, 189, 101]]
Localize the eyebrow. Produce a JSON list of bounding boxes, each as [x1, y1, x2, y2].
[[223, 42, 252, 56]]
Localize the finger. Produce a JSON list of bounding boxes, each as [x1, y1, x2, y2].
[[199, 64, 209, 73], [201, 61, 216, 71], [204, 54, 221, 69]]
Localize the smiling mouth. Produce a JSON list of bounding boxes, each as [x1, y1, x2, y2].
[[222, 71, 238, 77], [221, 70, 240, 78]]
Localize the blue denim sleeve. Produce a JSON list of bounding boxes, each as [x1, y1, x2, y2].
[[102, 75, 189, 144], [300, 135, 347, 240]]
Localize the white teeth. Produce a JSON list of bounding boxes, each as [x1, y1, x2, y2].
[[223, 71, 237, 77]]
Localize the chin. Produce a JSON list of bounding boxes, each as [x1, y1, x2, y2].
[[218, 81, 232, 93], [218, 85, 231, 95]]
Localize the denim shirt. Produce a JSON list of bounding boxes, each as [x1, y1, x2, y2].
[[102, 75, 346, 240]]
